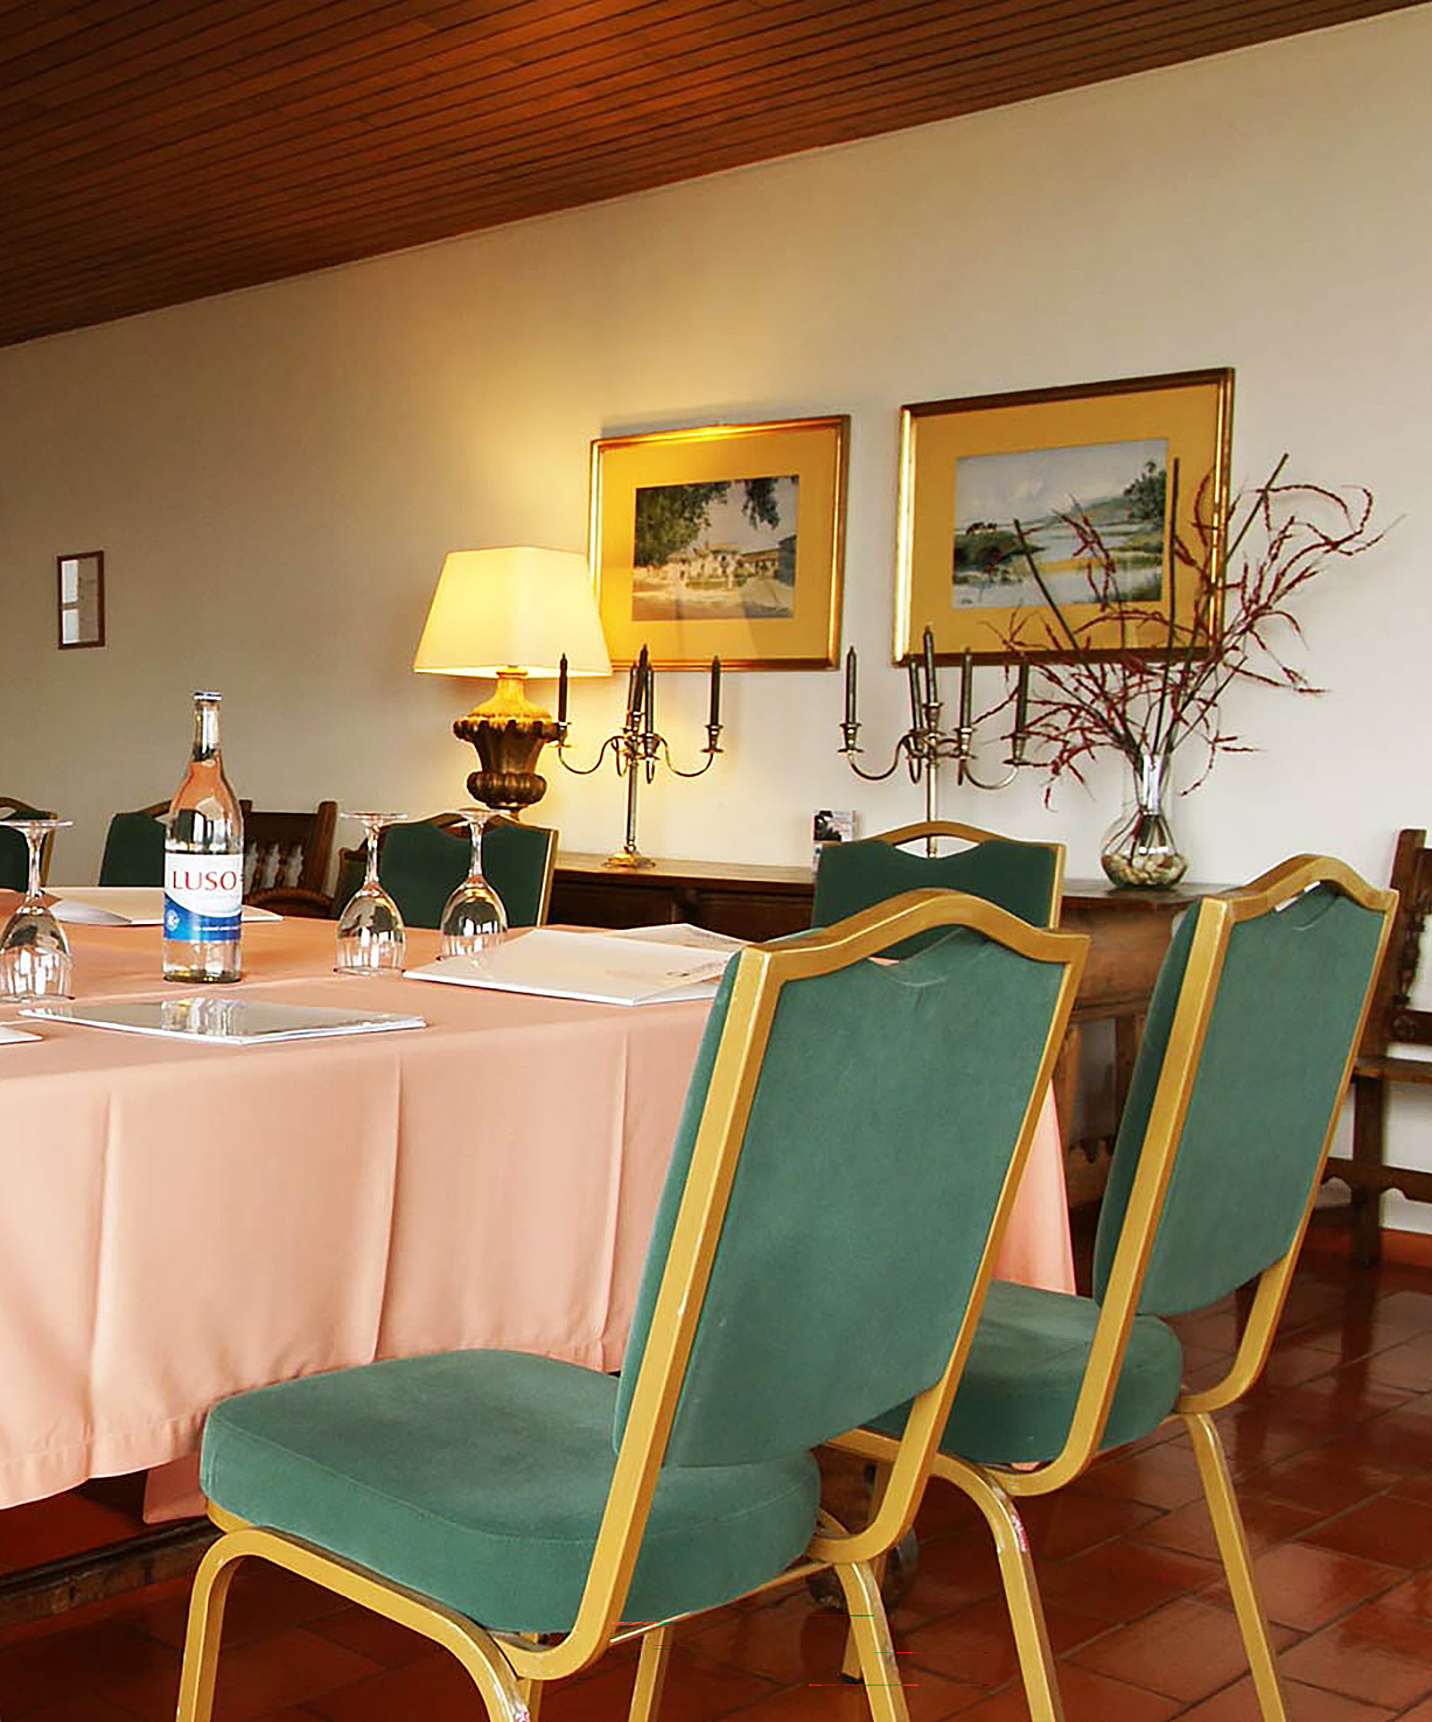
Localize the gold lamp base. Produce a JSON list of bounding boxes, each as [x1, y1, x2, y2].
[[452, 669, 559, 815]]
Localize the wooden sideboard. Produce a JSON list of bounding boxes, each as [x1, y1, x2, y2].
[[552, 852, 1217, 1193]]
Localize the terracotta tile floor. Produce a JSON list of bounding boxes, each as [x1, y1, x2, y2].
[[3, 1240, 1432, 1720]]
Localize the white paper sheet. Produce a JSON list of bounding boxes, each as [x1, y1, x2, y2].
[[406, 928, 730, 1006], [604, 922, 746, 953], [47, 888, 282, 927], [0, 1022, 41, 1045]]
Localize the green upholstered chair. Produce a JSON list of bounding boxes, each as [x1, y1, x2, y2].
[[175, 889, 1087, 1722], [838, 856, 1396, 1722], [0, 796, 57, 891], [97, 805, 168, 886], [813, 819, 1065, 939], [335, 815, 556, 930]]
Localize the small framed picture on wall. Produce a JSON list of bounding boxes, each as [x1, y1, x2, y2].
[[57, 550, 105, 649]]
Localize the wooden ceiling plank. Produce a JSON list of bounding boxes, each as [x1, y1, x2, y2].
[[4, 0, 1362, 296], [0, 0, 1180, 197], [0, 0, 1414, 347], [0, 0, 1364, 243], [0, 0, 432, 106], [0, 0, 916, 163]]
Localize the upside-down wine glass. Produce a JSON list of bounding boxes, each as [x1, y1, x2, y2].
[[0, 819, 74, 1001], [335, 811, 408, 973], [439, 808, 508, 959]]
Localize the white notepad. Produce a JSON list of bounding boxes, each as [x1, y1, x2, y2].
[[47, 888, 282, 927], [21, 997, 426, 1045], [0, 1023, 40, 1046], [406, 928, 731, 1007]]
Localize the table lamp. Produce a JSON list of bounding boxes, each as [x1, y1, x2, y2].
[[414, 546, 611, 814]]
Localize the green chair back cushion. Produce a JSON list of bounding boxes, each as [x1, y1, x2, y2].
[[98, 811, 166, 886], [812, 836, 1059, 946], [336, 819, 552, 929], [616, 923, 1068, 1467], [0, 826, 27, 890], [1095, 885, 1385, 1315]]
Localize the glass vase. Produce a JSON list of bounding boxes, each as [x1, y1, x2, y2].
[[1100, 749, 1187, 888]]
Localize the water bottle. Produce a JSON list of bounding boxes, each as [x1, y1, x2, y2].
[[163, 691, 244, 983]]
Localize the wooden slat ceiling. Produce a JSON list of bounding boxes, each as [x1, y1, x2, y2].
[[0, 0, 1415, 350]]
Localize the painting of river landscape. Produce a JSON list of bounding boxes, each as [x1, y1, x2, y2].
[[631, 475, 798, 621], [952, 437, 1169, 610]]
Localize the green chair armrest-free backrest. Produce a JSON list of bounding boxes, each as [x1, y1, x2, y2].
[[813, 819, 1065, 944], [98, 808, 168, 886], [335, 815, 556, 930], [0, 795, 57, 890], [181, 888, 1086, 1722]]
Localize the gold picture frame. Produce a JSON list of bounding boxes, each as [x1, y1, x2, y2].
[[590, 416, 848, 669], [895, 369, 1234, 663]]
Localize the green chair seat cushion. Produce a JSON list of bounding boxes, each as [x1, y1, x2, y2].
[[866, 1280, 1184, 1464], [201, 1349, 819, 1634]]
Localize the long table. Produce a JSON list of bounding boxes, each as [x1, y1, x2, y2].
[[0, 915, 1071, 1516]]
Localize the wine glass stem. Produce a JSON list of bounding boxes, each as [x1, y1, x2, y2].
[[25, 829, 42, 901], [364, 824, 382, 889], [468, 821, 487, 887]]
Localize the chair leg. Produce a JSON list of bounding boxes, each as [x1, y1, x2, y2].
[[628, 1624, 673, 1722], [1182, 1410, 1290, 1722], [832, 1559, 911, 1722], [1350, 1074, 1385, 1268], [840, 1462, 892, 1680], [951, 1465, 1065, 1722], [516, 1633, 544, 1719], [175, 1534, 246, 1722]]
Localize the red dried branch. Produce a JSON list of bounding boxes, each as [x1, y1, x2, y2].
[[1003, 457, 1383, 793]]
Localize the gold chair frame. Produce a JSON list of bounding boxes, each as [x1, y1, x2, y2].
[[176, 888, 1087, 1722], [833, 855, 1395, 1722]]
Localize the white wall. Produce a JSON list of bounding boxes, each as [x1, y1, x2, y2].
[[3, 8, 1430, 1211]]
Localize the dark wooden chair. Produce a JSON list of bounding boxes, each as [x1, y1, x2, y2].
[[1325, 828, 1432, 1265], [242, 800, 338, 914], [0, 795, 58, 890]]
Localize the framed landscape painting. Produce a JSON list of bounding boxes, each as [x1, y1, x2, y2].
[[895, 369, 1234, 662], [590, 415, 848, 668]]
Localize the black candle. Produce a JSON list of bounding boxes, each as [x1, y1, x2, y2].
[[625, 664, 639, 723], [1014, 661, 1030, 735], [556, 653, 568, 725], [959, 650, 973, 728], [844, 646, 857, 726], [709, 656, 722, 727], [907, 659, 923, 730], [643, 660, 655, 735], [922, 626, 938, 704]]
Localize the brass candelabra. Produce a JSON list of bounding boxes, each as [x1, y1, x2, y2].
[[557, 646, 723, 869], [838, 628, 1032, 846]]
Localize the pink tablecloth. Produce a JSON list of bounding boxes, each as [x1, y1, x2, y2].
[[0, 917, 1071, 1512]]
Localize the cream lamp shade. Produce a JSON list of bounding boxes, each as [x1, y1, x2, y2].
[[413, 546, 610, 681], [414, 546, 611, 815]]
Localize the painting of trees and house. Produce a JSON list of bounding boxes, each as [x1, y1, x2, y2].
[[632, 475, 799, 620]]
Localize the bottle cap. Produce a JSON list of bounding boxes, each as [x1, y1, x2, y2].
[[193, 690, 222, 701]]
